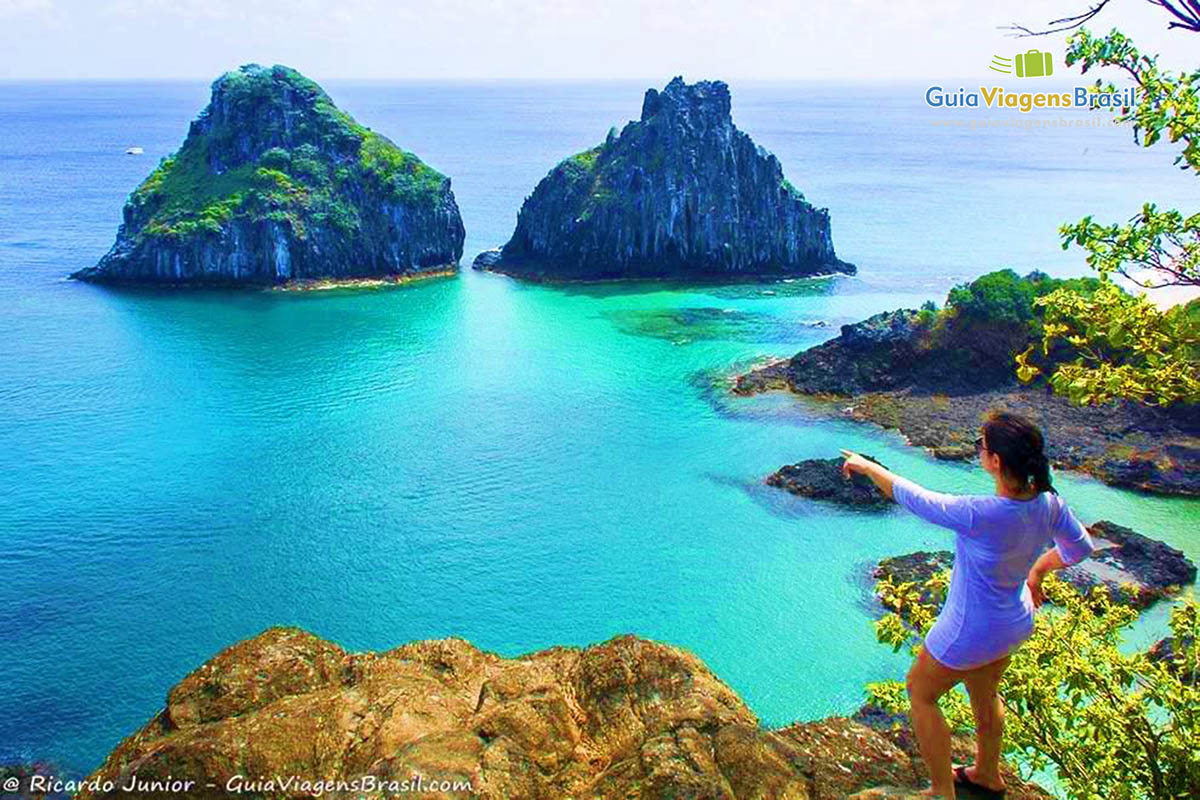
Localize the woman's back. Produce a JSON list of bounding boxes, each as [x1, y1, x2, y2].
[[890, 476, 1094, 669], [839, 409, 1097, 795]]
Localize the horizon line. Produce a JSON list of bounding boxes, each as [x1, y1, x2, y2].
[[0, 75, 1103, 85]]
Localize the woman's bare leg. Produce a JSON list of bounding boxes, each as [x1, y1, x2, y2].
[[960, 655, 1011, 791], [906, 647, 964, 798]]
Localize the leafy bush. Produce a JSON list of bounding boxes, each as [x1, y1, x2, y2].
[[944, 269, 1103, 348], [868, 571, 1200, 799], [289, 144, 329, 186], [1018, 283, 1200, 406], [947, 270, 1060, 325], [568, 146, 603, 171], [357, 131, 443, 204]]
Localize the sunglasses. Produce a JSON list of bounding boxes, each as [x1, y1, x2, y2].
[[974, 436, 986, 454]]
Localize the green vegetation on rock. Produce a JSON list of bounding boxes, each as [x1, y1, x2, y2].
[[566, 145, 603, 171], [946, 269, 1099, 328], [76, 63, 464, 285], [131, 67, 445, 242]]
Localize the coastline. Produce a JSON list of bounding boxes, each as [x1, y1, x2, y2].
[[269, 266, 459, 292], [475, 263, 847, 287], [68, 266, 460, 292], [734, 378, 1200, 497]]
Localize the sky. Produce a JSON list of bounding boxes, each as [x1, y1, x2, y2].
[[0, 0, 1195, 81]]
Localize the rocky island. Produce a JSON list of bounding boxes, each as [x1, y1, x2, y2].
[[474, 77, 853, 282], [72, 64, 464, 287], [767, 456, 895, 509], [77, 627, 1048, 800], [736, 270, 1200, 495]]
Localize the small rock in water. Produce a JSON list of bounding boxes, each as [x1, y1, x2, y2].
[[471, 248, 503, 271], [873, 551, 954, 620], [1061, 520, 1196, 609], [931, 444, 974, 461], [766, 455, 894, 509]]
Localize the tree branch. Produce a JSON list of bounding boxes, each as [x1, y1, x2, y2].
[[1003, 0, 1200, 37], [1001, 0, 1115, 37], [1154, 0, 1200, 32]]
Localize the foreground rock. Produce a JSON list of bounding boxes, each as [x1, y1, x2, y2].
[[475, 77, 853, 282], [80, 627, 1047, 800], [73, 64, 464, 286], [767, 456, 894, 509], [735, 271, 1200, 496], [873, 521, 1195, 615]]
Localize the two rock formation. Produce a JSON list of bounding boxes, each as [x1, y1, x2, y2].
[[75, 72, 848, 288], [73, 64, 465, 286], [475, 77, 852, 281]]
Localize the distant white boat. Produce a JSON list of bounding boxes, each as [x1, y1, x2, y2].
[[125, 146, 144, 155]]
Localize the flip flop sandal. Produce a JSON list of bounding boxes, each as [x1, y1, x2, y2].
[[953, 765, 1007, 799]]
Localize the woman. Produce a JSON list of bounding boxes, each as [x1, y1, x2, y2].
[[841, 411, 1095, 799]]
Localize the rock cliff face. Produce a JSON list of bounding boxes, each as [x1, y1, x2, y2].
[[475, 77, 853, 281], [79, 628, 1047, 800], [73, 64, 464, 286]]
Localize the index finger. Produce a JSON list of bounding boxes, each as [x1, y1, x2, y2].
[[839, 449, 855, 459]]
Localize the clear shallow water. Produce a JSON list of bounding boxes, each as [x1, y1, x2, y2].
[[0, 80, 1197, 776]]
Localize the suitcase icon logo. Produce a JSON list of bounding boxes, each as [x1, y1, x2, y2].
[[1014, 49, 1053, 78]]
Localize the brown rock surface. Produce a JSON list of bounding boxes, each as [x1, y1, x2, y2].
[[81, 627, 1049, 799]]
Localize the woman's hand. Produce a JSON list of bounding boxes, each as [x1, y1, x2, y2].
[[1026, 548, 1067, 610], [839, 449, 873, 480], [839, 449, 896, 499], [1026, 569, 1046, 608]]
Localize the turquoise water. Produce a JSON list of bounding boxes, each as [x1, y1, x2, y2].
[[0, 81, 1197, 777]]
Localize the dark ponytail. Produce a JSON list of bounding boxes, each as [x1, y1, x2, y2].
[[981, 411, 1057, 495]]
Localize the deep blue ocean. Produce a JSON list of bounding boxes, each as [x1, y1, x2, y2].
[[1, 80, 1197, 777]]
